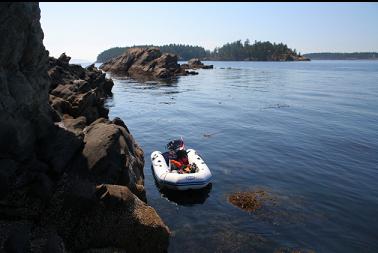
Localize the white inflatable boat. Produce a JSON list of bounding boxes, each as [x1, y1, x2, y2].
[[151, 148, 212, 190]]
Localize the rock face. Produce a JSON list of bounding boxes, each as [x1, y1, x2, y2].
[[100, 47, 195, 81], [0, 3, 169, 252], [48, 54, 114, 124], [184, 58, 213, 69], [0, 2, 52, 162]]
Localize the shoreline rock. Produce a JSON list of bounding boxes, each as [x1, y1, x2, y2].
[[184, 58, 214, 69], [0, 3, 170, 252], [48, 53, 114, 124]]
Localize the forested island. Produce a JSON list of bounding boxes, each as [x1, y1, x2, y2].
[[97, 45, 209, 63], [302, 52, 378, 60], [96, 40, 309, 62]]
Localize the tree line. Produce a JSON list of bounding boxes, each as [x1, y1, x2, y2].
[[97, 44, 209, 63], [96, 40, 304, 62], [210, 39, 301, 61]]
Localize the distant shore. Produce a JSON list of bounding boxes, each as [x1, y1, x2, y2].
[[303, 52, 378, 60]]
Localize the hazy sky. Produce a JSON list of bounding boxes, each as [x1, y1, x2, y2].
[[40, 2, 378, 61]]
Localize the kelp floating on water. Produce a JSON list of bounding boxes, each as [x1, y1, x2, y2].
[[228, 190, 276, 212]]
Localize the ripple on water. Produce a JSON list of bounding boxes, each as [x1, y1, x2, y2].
[[105, 60, 378, 253]]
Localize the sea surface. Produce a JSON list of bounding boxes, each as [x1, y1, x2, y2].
[[98, 60, 378, 253]]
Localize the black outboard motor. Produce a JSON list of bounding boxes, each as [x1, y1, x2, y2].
[[163, 138, 185, 165], [166, 139, 185, 152]]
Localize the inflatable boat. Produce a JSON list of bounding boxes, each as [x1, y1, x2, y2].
[[151, 139, 212, 190]]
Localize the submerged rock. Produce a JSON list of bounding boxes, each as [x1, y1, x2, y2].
[[100, 47, 188, 81], [228, 190, 275, 212]]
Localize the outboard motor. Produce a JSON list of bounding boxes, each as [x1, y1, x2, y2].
[[166, 138, 185, 152]]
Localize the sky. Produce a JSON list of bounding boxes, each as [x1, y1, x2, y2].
[[39, 2, 378, 62]]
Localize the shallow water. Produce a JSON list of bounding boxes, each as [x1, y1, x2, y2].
[[101, 60, 378, 252]]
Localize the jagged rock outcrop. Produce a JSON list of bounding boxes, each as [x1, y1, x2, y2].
[[100, 47, 196, 81], [184, 58, 214, 69], [0, 3, 169, 252], [48, 54, 114, 124]]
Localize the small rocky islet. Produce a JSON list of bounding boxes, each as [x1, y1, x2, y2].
[[99, 47, 213, 81]]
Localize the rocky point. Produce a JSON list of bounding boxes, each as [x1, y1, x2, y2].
[[0, 3, 170, 252]]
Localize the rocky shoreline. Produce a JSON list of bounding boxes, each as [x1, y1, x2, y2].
[[0, 3, 169, 252]]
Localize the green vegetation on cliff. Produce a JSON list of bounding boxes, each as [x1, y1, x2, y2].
[[303, 52, 378, 60], [96, 39, 308, 62]]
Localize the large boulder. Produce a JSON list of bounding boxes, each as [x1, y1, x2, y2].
[[41, 176, 170, 252], [100, 47, 188, 81], [72, 184, 169, 252], [81, 118, 146, 201]]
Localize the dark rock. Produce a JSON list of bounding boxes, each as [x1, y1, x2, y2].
[[111, 117, 130, 133], [186, 70, 199, 75], [40, 175, 98, 245], [201, 64, 214, 69], [65, 184, 170, 252], [3, 226, 31, 253], [57, 53, 71, 66], [0, 3, 169, 253], [42, 233, 65, 253], [186, 58, 213, 69], [82, 119, 145, 201], [38, 126, 83, 175], [293, 55, 311, 61], [0, 159, 18, 199], [49, 94, 72, 117], [180, 63, 189, 69], [61, 115, 87, 136], [48, 54, 113, 124], [0, 2, 52, 162], [82, 122, 125, 183], [29, 173, 53, 201], [100, 47, 188, 81], [188, 58, 203, 66]]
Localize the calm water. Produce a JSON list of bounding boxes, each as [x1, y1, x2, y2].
[[101, 60, 378, 252]]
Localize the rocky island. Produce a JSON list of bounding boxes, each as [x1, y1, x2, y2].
[[181, 58, 214, 69], [100, 47, 198, 81], [0, 3, 169, 252]]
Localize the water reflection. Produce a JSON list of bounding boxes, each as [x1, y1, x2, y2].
[[106, 72, 180, 85], [152, 173, 212, 206], [105, 60, 378, 253]]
